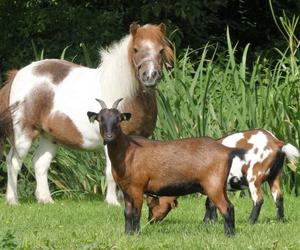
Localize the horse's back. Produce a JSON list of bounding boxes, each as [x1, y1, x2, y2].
[[9, 59, 103, 149]]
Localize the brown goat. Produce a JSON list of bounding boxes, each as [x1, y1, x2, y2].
[[148, 129, 299, 224], [87, 98, 246, 236]]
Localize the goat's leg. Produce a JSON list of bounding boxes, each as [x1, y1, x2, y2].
[[131, 190, 143, 233], [124, 198, 134, 234], [33, 137, 57, 204], [6, 134, 33, 205], [248, 179, 264, 224], [203, 197, 218, 224], [124, 191, 143, 234], [206, 189, 235, 236], [268, 174, 284, 221], [104, 146, 120, 206]]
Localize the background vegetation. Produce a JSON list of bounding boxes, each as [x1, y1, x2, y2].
[[1, 0, 300, 78], [0, 1, 299, 201]]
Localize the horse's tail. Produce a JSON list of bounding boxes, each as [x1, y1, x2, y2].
[[0, 70, 18, 158]]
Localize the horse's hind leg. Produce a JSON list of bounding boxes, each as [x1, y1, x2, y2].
[[33, 137, 57, 204], [104, 146, 120, 206], [6, 134, 33, 205]]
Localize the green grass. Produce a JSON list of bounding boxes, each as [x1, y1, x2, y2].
[[0, 195, 300, 249]]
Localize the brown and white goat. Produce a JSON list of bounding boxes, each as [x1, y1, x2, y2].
[[87, 98, 246, 236], [148, 129, 300, 224]]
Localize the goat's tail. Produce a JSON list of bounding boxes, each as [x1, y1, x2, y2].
[[281, 143, 300, 164]]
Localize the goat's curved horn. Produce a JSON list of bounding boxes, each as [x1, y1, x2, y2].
[[95, 98, 107, 109], [112, 98, 123, 109]]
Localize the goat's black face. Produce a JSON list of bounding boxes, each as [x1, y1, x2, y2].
[[87, 108, 131, 145]]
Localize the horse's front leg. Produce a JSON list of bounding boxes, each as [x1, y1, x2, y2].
[[104, 146, 120, 206]]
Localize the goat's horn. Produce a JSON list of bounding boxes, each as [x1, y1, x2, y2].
[[112, 98, 123, 109], [95, 98, 107, 109]]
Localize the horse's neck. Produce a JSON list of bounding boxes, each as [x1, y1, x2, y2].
[[98, 35, 139, 106]]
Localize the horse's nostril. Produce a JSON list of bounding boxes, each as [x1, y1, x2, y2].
[[151, 70, 158, 79], [142, 71, 150, 82]]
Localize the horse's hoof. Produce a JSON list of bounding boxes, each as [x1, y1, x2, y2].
[[37, 197, 54, 204], [6, 197, 19, 205], [105, 197, 121, 206]]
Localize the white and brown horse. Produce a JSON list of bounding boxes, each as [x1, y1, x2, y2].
[[0, 23, 173, 205]]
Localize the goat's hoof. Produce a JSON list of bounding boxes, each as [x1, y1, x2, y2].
[[226, 231, 235, 237], [203, 218, 216, 225], [248, 219, 257, 225], [277, 217, 286, 223]]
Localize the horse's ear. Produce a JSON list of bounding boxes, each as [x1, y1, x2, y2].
[[121, 113, 131, 122], [158, 23, 166, 34], [130, 22, 140, 36], [87, 111, 98, 123]]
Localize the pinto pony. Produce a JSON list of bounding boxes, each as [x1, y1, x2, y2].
[[0, 23, 173, 205]]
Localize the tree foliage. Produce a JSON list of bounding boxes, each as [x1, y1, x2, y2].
[[0, 0, 299, 76]]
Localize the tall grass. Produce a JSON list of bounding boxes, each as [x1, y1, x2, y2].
[[0, 11, 299, 199], [156, 15, 300, 194]]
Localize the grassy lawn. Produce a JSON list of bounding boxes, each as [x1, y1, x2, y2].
[[0, 194, 300, 249]]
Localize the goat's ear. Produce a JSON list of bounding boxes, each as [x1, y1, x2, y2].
[[121, 112, 131, 122], [146, 196, 159, 208], [87, 111, 98, 123]]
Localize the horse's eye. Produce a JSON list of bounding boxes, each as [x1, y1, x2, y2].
[[159, 48, 164, 54], [133, 48, 138, 53]]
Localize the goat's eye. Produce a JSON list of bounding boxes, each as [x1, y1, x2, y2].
[[133, 48, 138, 53]]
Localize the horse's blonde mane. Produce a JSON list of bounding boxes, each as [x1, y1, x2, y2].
[[98, 35, 138, 107]]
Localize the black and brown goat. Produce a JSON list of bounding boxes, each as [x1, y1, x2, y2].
[[148, 129, 300, 225], [87, 98, 246, 236]]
